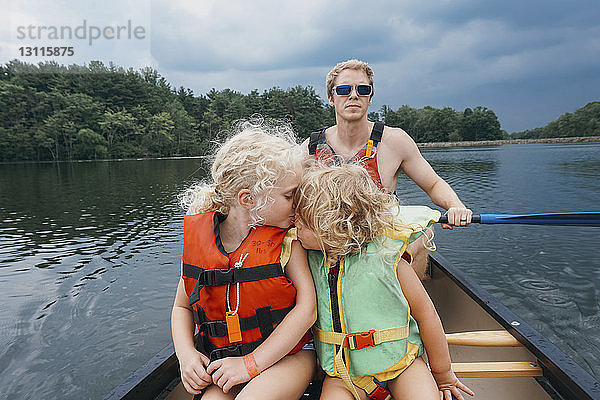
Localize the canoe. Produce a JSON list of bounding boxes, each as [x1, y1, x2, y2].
[[104, 252, 600, 400]]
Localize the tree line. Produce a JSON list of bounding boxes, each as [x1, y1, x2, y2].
[[1, 60, 594, 162], [511, 102, 600, 140]]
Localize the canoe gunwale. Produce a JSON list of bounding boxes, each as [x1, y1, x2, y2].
[[103, 344, 179, 400], [429, 251, 600, 400]]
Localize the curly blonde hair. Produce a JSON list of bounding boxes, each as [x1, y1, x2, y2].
[[294, 163, 403, 263], [326, 59, 374, 100], [180, 118, 301, 226]]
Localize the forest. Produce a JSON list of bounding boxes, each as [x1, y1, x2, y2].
[[511, 102, 600, 140], [0, 60, 596, 161]]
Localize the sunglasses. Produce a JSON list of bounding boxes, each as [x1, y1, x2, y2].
[[333, 84, 373, 96]]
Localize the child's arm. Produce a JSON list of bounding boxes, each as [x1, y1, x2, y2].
[[171, 277, 212, 395], [207, 240, 317, 393], [396, 257, 474, 400]]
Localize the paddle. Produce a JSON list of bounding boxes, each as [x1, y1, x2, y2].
[[438, 212, 600, 226]]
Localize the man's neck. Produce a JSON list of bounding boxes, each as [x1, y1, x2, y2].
[[334, 117, 372, 146]]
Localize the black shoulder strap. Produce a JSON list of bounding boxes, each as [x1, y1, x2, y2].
[[370, 122, 384, 144], [308, 128, 326, 155]]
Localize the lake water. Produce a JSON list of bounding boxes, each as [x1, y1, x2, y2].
[[0, 143, 599, 399]]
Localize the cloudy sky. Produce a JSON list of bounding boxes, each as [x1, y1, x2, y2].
[[2, 0, 599, 133]]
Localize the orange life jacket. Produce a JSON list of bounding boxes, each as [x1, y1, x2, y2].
[[182, 212, 310, 361], [308, 122, 385, 191]]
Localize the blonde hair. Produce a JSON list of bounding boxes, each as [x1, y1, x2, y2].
[[326, 59, 374, 99], [180, 118, 301, 226], [294, 163, 402, 263]]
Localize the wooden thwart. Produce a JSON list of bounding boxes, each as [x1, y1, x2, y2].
[[446, 330, 522, 347], [452, 361, 543, 378], [444, 330, 541, 378]]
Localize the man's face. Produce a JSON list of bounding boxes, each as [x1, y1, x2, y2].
[[328, 68, 372, 122]]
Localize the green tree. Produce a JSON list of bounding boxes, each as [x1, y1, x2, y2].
[[143, 112, 175, 156], [98, 109, 142, 157], [73, 128, 108, 159]]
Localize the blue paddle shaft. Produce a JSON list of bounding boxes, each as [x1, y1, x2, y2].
[[438, 212, 600, 226]]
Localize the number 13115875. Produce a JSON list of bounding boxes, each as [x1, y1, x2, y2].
[[19, 46, 74, 56]]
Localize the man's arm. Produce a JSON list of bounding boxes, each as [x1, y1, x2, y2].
[[389, 129, 472, 228]]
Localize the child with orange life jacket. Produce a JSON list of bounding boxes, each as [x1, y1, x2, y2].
[[294, 163, 474, 400], [171, 121, 317, 399]]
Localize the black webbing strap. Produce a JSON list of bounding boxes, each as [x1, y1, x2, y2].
[[183, 263, 200, 279], [370, 122, 384, 144], [188, 279, 202, 306], [192, 306, 206, 326], [256, 306, 275, 339], [194, 304, 293, 338], [202, 338, 264, 362], [183, 262, 284, 286], [308, 128, 326, 155], [328, 263, 343, 358]]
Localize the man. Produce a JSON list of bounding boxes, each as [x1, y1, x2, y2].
[[302, 59, 472, 276]]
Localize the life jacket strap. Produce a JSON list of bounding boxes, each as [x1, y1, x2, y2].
[[183, 262, 284, 286], [364, 122, 384, 158], [308, 128, 327, 155], [193, 305, 293, 338]]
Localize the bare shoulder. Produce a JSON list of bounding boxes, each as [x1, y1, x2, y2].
[[381, 125, 419, 155], [382, 126, 416, 144]]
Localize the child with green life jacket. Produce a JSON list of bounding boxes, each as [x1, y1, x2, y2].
[[294, 163, 474, 400]]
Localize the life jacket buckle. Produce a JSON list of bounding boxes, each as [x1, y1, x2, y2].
[[209, 343, 243, 361], [367, 383, 390, 400], [203, 321, 225, 337], [346, 330, 376, 350], [200, 268, 235, 286]]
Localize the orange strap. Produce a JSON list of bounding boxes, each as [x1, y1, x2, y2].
[[243, 353, 260, 378]]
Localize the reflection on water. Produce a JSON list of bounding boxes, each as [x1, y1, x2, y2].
[[0, 143, 599, 399], [0, 159, 207, 399]]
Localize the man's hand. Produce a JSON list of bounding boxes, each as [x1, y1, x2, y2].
[[441, 207, 473, 229]]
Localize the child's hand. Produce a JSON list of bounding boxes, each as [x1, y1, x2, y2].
[[432, 369, 474, 400], [207, 356, 251, 393], [178, 350, 212, 395]]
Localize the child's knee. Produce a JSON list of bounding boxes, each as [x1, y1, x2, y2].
[[389, 358, 438, 400]]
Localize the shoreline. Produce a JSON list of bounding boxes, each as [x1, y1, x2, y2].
[[417, 136, 600, 148], [2, 137, 599, 164]]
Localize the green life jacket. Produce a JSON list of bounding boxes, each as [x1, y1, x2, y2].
[[308, 206, 440, 398]]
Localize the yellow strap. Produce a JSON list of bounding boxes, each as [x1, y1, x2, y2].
[[332, 341, 362, 400], [279, 228, 297, 268]]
